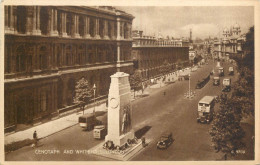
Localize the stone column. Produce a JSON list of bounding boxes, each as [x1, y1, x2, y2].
[[94, 17, 101, 39], [61, 12, 67, 37], [50, 8, 58, 36], [36, 6, 41, 34], [9, 6, 14, 32], [103, 19, 109, 39], [73, 15, 80, 38], [32, 6, 38, 35], [13, 6, 17, 33], [116, 18, 121, 40], [84, 16, 91, 38], [26, 7, 34, 35], [5, 6, 9, 30], [110, 21, 115, 40]]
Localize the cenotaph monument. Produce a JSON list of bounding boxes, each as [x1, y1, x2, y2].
[[216, 61, 221, 67], [105, 72, 134, 147]]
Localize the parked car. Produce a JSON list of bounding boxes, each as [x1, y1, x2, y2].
[[213, 77, 220, 86], [228, 67, 234, 75], [157, 132, 174, 149], [218, 67, 224, 77], [222, 78, 231, 92]]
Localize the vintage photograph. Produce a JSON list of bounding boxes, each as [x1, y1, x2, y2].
[[2, 4, 256, 162]]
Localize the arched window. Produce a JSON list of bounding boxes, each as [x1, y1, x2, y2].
[[67, 78, 75, 106], [16, 45, 26, 72], [78, 16, 84, 37], [40, 7, 49, 35], [17, 6, 26, 34], [39, 46, 48, 70], [66, 45, 72, 66]]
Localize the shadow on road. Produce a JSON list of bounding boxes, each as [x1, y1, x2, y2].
[[135, 126, 152, 139]]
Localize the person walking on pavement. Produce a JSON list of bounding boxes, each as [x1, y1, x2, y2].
[[33, 131, 38, 147]]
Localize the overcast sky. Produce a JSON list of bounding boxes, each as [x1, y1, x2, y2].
[[118, 6, 254, 39]]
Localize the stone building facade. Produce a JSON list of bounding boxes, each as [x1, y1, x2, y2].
[[4, 6, 134, 132], [213, 23, 246, 60], [131, 30, 189, 79]]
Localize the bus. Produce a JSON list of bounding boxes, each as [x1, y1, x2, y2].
[[197, 96, 215, 123], [78, 113, 96, 130]]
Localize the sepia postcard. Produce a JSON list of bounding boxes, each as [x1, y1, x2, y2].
[[0, 0, 259, 164]]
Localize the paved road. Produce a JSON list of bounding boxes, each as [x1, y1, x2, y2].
[[5, 60, 238, 161]]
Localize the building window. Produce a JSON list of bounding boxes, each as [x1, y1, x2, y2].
[[17, 6, 26, 34], [39, 46, 48, 70], [57, 10, 62, 35], [124, 23, 127, 39], [40, 90, 47, 112], [79, 16, 84, 37], [108, 22, 112, 38], [66, 13, 72, 36], [99, 19, 104, 38], [15, 45, 26, 72], [40, 7, 49, 35], [89, 17, 95, 37]]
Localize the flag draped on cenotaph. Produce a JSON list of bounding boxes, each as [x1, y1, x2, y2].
[[105, 72, 134, 147]]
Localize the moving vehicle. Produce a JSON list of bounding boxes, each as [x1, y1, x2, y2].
[[222, 78, 231, 92], [93, 125, 107, 139], [78, 113, 97, 130], [157, 132, 174, 149], [228, 67, 234, 75], [213, 77, 220, 86], [218, 67, 224, 77], [197, 96, 215, 123], [196, 74, 210, 89]]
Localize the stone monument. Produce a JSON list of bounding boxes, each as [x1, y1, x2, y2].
[[216, 61, 221, 67], [105, 72, 134, 147]]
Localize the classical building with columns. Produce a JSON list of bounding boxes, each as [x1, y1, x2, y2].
[[131, 30, 189, 79], [4, 6, 134, 132], [213, 23, 246, 60]]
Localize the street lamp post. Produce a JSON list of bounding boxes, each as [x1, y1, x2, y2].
[[188, 73, 191, 98], [93, 84, 96, 115]]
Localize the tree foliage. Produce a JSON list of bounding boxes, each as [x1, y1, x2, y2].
[[73, 78, 93, 112], [210, 26, 254, 156], [210, 95, 245, 155], [160, 60, 172, 74], [230, 26, 254, 116], [129, 70, 143, 97]]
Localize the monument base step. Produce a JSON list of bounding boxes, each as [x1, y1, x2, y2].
[[89, 139, 151, 161]]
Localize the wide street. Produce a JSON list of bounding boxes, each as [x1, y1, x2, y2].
[[6, 60, 238, 161]]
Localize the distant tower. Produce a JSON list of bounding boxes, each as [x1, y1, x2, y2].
[[190, 28, 192, 43]]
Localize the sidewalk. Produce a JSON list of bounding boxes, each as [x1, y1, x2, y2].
[[5, 67, 194, 146], [5, 102, 107, 145]]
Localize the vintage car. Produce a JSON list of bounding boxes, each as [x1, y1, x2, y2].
[[222, 78, 231, 92], [213, 77, 220, 86], [228, 67, 234, 75], [157, 132, 174, 149], [218, 67, 224, 77]]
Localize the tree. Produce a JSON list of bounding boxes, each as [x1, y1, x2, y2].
[[129, 70, 143, 98], [230, 26, 254, 116], [160, 60, 171, 74], [210, 95, 245, 157], [73, 78, 93, 114]]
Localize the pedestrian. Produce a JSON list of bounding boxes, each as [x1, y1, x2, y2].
[[163, 91, 166, 96], [33, 130, 38, 147]]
